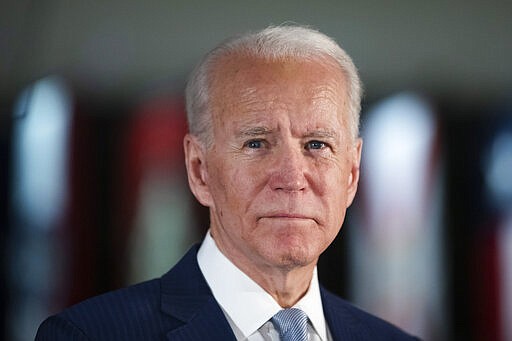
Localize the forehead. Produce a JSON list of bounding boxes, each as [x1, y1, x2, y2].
[[208, 54, 348, 129], [210, 54, 345, 96]]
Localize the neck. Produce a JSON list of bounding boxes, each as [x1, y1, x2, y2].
[[214, 237, 316, 307], [254, 265, 315, 308]]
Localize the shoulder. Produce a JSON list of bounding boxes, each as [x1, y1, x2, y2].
[[63, 278, 161, 322], [321, 288, 420, 340], [35, 245, 203, 340], [35, 279, 167, 340]]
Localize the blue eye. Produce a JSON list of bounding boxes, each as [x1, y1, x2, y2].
[[246, 140, 263, 149], [306, 141, 326, 150]]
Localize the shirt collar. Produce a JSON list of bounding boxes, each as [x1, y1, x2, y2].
[[197, 231, 328, 340]]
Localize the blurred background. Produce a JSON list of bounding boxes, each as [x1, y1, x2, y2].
[[1, 1, 511, 340]]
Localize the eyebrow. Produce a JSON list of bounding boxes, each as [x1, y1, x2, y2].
[[237, 126, 273, 137], [303, 129, 338, 140]]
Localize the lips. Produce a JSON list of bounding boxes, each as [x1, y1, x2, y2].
[[259, 213, 318, 224], [268, 214, 309, 219]]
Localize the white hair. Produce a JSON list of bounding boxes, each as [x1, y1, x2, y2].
[[185, 25, 363, 147]]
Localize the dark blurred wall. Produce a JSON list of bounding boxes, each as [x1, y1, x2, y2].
[[1, 1, 511, 105]]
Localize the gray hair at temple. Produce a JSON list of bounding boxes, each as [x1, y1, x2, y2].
[[185, 25, 363, 147]]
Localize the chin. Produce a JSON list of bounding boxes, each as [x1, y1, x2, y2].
[[256, 231, 325, 268], [270, 245, 318, 269]]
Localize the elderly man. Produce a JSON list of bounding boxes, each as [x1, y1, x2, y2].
[[36, 25, 417, 340]]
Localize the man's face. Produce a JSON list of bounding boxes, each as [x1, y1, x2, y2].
[[185, 55, 361, 273]]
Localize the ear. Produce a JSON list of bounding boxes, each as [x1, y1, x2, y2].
[[184, 134, 213, 207], [345, 138, 362, 208]]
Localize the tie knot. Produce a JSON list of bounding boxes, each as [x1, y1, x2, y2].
[[272, 308, 308, 341]]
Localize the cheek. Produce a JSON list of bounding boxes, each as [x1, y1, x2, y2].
[[209, 159, 260, 209], [319, 162, 351, 209], [314, 158, 344, 188], [230, 165, 266, 207], [204, 158, 231, 209]]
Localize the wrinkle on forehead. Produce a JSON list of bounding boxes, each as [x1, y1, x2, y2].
[[236, 87, 271, 114], [211, 54, 345, 96], [233, 83, 342, 117], [310, 85, 343, 105], [209, 55, 348, 136]]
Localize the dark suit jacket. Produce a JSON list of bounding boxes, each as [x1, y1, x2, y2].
[[36, 245, 418, 340]]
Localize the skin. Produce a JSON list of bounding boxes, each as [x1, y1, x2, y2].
[[184, 54, 362, 307]]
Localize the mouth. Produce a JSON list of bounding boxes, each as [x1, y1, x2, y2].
[[259, 214, 317, 224]]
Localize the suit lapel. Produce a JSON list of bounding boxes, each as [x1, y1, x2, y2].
[[164, 296, 236, 340], [321, 287, 364, 340], [159, 245, 236, 341]]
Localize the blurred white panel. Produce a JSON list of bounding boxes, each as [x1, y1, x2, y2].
[[484, 127, 512, 341], [12, 76, 72, 230], [9, 76, 72, 341], [485, 132, 512, 207], [351, 92, 446, 340]]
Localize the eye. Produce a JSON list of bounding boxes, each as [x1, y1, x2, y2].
[[244, 139, 263, 149], [306, 140, 327, 150]]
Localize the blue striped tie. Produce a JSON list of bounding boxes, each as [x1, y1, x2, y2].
[[272, 308, 308, 341]]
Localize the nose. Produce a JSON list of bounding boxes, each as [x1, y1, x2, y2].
[[269, 144, 307, 192]]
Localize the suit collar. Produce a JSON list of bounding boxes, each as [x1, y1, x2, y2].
[[321, 287, 369, 339], [159, 245, 372, 340], [160, 244, 236, 340], [164, 298, 236, 340], [321, 287, 418, 340]]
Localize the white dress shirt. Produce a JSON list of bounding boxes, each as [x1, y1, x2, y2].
[[197, 231, 331, 341]]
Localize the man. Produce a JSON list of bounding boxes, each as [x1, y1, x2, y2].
[[36, 25, 418, 340]]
